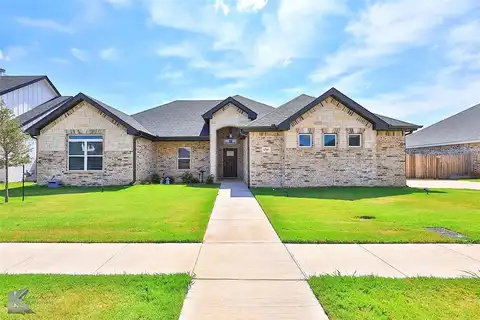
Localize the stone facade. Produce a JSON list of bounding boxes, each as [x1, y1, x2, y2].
[[248, 98, 407, 187], [37, 102, 134, 186], [209, 103, 252, 181], [155, 141, 210, 181], [216, 127, 244, 179], [407, 142, 480, 176], [35, 97, 410, 187]]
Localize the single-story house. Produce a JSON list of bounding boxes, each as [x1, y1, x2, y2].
[[24, 87, 421, 187], [406, 103, 480, 176]]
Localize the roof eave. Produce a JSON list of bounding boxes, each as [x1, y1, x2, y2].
[[202, 97, 258, 120], [26, 93, 142, 136], [277, 87, 391, 131], [241, 125, 282, 132], [0, 76, 61, 96], [155, 136, 210, 141]]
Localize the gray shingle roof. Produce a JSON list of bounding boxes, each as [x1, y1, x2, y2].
[[248, 94, 316, 127], [406, 103, 480, 148], [85, 94, 153, 135], [248, 90, 421, 131], [373, 113, 420, 129], [26, 93, 154, 137], [133, 95, 274, 137], [0, 75, 60, 96], [16, 96, 72, 126]]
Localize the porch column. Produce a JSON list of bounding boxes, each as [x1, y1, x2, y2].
[[210, 128, 217, 180]]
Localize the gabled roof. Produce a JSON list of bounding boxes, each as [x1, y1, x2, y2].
[[16, 96, 72, 126], [132, 95, 274, 138], [202, 96, 258, 120], [26, 93, 154, 138], [0, 75, 60, 96], [248, 94, 316, 127], [246, 88, 421, 131], [406, 103, 480, 148]]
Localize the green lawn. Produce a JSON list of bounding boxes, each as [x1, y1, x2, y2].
[[309, 275, 480, 320], [0, 274, 191, 319], [252, 187, 480, 243], [0, 183, 218, 242]]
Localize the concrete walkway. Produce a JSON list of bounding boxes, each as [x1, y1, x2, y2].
[[1, 243, 200, 274], [408, 179, 480, 190], [179, 180, 328, 320]]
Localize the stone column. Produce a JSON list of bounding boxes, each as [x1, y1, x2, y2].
[[210, 127, 217, 180]]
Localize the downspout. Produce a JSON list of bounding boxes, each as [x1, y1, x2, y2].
[[132, 136, 138, 185], [32, 136, 38, 182]]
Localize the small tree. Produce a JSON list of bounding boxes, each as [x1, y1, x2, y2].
[[0, 100, 31, 203]]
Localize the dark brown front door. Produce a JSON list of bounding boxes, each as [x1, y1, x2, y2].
[[223, 148, 237, 178]]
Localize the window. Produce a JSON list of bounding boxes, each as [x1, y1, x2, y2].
[[68, 136, 103, 171], [323, 134, 337, 147], [178, 147, 191, 169], [298, 133, 312, 147], [348, 134, 362, 147]]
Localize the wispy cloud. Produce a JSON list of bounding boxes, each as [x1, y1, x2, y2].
[[237, 0, 268, 12], [310, 0, 479, 83], [99, 47, 119, 61], [214, 0, 230, 16], [71, 48, 89, 62], [156, 65, 186, 84], [0, 49, 10, 61], [17, 17, 73, 33], [156, 42, 198, 59]]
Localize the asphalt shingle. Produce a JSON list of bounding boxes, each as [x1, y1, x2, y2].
[[0, 75, 58, 95], [406, 103, 480, 148], [16, 96, 72, 126], [133, 96, 274, 137]]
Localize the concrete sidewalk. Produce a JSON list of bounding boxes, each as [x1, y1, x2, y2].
[[288, 243, 480, 278], [408, 179, 480, 190], [1, 243, 200, 274], [179, 180, 328, 320]]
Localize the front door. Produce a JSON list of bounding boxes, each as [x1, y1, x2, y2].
[[223, 148, 237, 178]]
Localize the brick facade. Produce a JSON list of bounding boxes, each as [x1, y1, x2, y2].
[[248, 98, 407, 187], [35, 98, 409, 187], [37, 102, 134, 186], [155, 141, 210, 181], [136, 138, 156, 182]]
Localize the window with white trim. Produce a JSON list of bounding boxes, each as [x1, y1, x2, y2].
[[323, 134, 337, 147], [68, 136, 103, 171], [177, 147, 191, 169], [298, 133, 313, 147], [348, 134, 362, 147]]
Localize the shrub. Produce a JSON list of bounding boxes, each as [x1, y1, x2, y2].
[[180, 171, 195, 183], [205, 174, 214, 184], [190, 177, 200, 184], [151, 173, 160, 184]]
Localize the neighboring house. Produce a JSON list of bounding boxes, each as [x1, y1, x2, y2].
[[24, 87, 421, 187], [406, 103, 480, 176], [0, 69, 62, 182]]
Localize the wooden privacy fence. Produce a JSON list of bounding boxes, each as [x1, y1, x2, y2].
[[406, 152, 474, 179]]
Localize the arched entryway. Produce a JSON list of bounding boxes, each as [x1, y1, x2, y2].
[[216, 126, 245, 179]]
